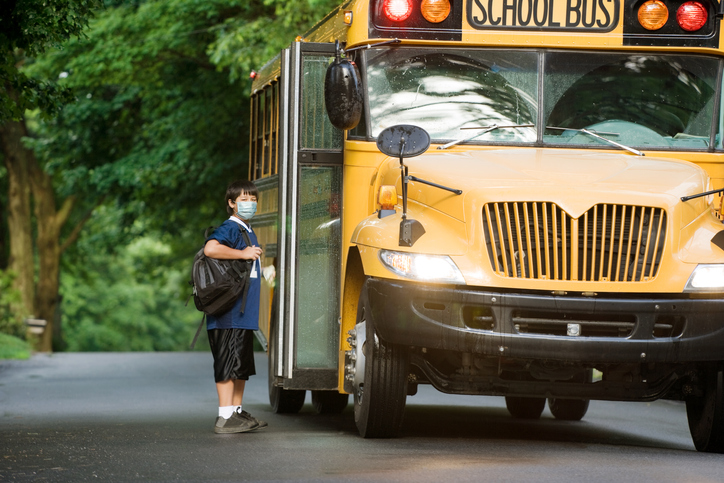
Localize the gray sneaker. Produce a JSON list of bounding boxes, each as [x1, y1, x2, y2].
[[241, 410, 268, 430], [214, 411, 259, 434]]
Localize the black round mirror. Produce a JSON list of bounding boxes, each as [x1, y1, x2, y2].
[[376, 125, 431, 158], [324, 57, 362, 131]]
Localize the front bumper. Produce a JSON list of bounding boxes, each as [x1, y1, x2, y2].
[[366, 278, 724, 364]]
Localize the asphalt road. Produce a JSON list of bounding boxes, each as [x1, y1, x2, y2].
[[2, 352, 724, 482]]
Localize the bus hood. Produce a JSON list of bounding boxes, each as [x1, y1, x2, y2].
[[394, 148, 708, 221]]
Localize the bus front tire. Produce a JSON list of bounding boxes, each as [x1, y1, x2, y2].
[[353, 283, 409, 438], [686, 368, 724, 453]]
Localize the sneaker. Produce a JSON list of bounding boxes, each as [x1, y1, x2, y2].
[[214, 411, 259, 434], [240, 410, 268, 430]]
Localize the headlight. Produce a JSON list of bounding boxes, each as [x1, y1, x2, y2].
[[684, 264, 724, 292], [379, 250, 465, 284]]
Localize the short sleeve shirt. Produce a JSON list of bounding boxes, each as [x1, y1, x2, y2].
[[204, 217, 261, 331]]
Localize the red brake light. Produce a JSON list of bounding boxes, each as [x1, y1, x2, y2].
[[677, 1, 707, 31], [383, 0, 414, 21]]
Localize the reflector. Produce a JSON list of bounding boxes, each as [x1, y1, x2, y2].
[[383, 0, 414, 21], [677, 1, 707, 31], [421, 0, 451, 23], [638, 0, 669, 30]]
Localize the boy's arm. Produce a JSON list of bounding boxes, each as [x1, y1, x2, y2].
[[204, 239, 262, 260]]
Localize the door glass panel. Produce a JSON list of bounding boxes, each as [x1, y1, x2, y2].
[[295, 165, 342, 368], [301, 55, 344, 150]]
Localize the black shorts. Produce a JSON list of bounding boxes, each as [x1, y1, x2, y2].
[[208, 329, 256, 382]]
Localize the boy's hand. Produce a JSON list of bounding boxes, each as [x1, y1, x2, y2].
[[262, 265, 276, 283], [241, 245, 263, 260]]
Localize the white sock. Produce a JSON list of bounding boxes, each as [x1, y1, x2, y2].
[[219, 406, 236, 419]]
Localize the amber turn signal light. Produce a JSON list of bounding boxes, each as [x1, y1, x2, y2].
[[378, 185, 398, 211], [638, 0, 669, 30], [421, 0, 451, 23]]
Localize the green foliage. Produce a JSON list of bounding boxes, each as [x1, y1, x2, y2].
[[208, 0, 342, 82], [60, 215, 202, 351], [0, 332, 31, 360], [10, 0, 346, 352], [0, 269, 24, 338], [0, 0, 103, 121], [26, 0, 253, 244]]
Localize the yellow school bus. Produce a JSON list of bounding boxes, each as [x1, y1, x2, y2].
[[248, 0, 724, 451]]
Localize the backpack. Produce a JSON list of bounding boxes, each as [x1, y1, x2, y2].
[[188, 224, 253, 349]]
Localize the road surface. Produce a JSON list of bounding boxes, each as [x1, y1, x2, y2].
[[2, 352, 723, 481]]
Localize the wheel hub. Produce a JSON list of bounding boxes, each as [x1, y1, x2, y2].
[[345, 321, 366, 391]]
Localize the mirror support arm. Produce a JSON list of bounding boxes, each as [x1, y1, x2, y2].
[[406, 176, 462, 195], [681, 187, 724, 202]]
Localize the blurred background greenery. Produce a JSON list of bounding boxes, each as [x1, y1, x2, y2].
[[0, 0, 340, 354]]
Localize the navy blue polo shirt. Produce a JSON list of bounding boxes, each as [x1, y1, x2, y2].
[[204, 217, 261, 331]]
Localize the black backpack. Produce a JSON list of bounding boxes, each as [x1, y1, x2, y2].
[[188, 225, 253, 349]]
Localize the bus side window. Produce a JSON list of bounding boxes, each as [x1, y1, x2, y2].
[[249, 80, 281, 180]]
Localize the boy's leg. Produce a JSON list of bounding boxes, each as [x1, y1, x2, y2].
[[216, 379, 237, 407], [215, 379, 245, 408], [232, 379, 246, 406]]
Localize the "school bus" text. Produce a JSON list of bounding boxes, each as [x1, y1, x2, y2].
[[466, 0, 619, 31]]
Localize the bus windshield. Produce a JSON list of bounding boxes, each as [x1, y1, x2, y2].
[[365, 48, 721, 151]]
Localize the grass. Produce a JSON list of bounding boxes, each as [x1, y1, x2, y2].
[[0, 332, 31, 360]]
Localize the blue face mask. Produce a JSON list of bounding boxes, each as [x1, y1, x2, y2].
[[235, 201, 257, 220]]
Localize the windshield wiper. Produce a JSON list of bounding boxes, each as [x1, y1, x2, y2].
[[546, 126, 644, 156], [437, 124, 535, 150]]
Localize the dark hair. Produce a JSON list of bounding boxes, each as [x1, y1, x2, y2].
[[225, 180, 259, 216]]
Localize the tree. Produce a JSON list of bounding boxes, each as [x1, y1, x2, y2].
[[3, 0, 342, 351], [1, 0, 102, 350]]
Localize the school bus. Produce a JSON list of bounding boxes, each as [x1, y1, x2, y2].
[[248, 0, 724, 451]]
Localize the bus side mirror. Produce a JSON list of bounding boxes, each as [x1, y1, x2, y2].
[[324, 54, 363, 131], [377, 125, 431, 247]]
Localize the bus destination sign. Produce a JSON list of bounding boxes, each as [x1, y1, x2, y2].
[[466, 0, 620, 31]]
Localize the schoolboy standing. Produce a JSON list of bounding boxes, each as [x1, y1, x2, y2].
[[204, 179, 268, 434]]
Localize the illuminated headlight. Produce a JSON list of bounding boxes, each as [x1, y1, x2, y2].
[[684, 265, 724, 292], [379, 250, 465, 284]]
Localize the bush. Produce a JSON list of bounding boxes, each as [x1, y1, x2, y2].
[[0, 332, 31, 359], [0, 270, 24, 338]]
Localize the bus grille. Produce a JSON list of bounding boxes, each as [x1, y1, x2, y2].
[[482, 202, 666, 282]]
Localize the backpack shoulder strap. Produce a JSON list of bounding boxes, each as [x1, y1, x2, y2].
[[203, 226, 217, 239], [234, 222, 254, 314], [236, 222, 252, 247], [189, 313, 206, 350]]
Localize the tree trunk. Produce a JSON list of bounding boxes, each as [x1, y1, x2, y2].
[[28, 158, 75, 352], [0, 121, 35, 323], [1, 118, 78, 352]]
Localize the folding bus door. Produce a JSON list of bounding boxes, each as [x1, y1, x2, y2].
[[271, 41, 343, 393]]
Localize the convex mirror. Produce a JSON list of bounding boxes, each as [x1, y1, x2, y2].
[[324, 47, 363, 131], [376, 124, 431, 159]]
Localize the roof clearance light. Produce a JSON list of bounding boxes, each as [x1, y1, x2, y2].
[[421, 0, 451, 23], [383, 0, 414, 21], [677, 2, 708, 31], [638, 0, 669, 30]]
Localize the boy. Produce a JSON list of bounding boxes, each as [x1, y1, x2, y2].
[[204, 179, 268, 434]]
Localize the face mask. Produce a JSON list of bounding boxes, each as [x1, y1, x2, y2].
[[235, 201, 257, 220]]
